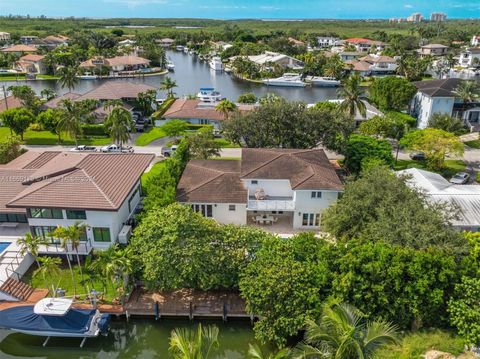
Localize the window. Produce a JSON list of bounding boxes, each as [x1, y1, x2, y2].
[[191, 204, 213, 218], [0, 213, 27, 223], [128, 186, 141, 213], [311, 191, 322, 199], [302, 213, 320, 227], [29, 208, 63, 219], [93, 227, 111, 242], [229, 205, 236, 211], [251, 180, 258, 185], [66, 210, 86, 220], [32, 226, 60, 244]]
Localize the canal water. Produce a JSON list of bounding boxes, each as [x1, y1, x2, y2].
[[0, 50, 338, 103], [0, 318, 268, 358]]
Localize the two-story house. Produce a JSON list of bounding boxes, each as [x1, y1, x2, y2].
[[418, 44, 449, 57], [459, 48, 480, 68], [0, 151, 154, 254], [317, 37, 340, 48], [410, 78, 480, 130], [15, 54, 47, 75], [176, 148, 343, 232]]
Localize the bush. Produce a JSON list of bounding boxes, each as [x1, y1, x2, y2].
[[344, 134, 394, 174], [151, 97, 176, 120]]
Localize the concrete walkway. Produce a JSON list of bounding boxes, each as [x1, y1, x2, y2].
[[460, 132, 479, 142]]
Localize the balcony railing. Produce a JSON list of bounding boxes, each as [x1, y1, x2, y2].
[[37, 240, 93, 255], [247, 197, 295, 211]]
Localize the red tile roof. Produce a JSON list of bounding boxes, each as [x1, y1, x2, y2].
[[1, 44, 37, 53], [0, 96, 22, 113], [19, 54, 45, 62], [164, 99, 254, 121], [76, 81, 156, 101]]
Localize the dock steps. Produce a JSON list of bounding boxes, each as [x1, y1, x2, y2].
[[0, 278, 34, 301]]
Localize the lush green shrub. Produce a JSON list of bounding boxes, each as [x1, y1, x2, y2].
[[81, 124, 108, 137], [151, 97, 176, 120], [344, 134, 394, 174]]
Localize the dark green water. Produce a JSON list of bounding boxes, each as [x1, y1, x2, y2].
[[0, 318, 267, 358]]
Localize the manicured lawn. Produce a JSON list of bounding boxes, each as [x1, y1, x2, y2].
[[464, 140, 480, 149], [394, 159, 466, 179], [376, 329, 465, 359], [141, 160, 166, 188], [24, 262, 118, 303], [0, 127, 111, 146], [0, 74, 59, 81], [214, 138, 240, 148], [135, 127, 168, 146]]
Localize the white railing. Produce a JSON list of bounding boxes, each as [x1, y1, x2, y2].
[[37, 240, 93, 255], [247, 199, 295, 211]]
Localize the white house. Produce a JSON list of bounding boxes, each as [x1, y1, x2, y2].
[[0, 151, 154, 254], [459, 48, 480, 68], [397, 168, 480, 232], [410, 78, 480, 130], [471, 35, 480, 47], [0, 32, 10, 42], [80, 55, 151, 73], [176, 148, 343, 232], [244, 51, 304, 70], [317, 36, 340, 48], [15, 54, 47, 75]]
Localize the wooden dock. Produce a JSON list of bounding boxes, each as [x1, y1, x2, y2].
[[124, 288, 251, 320]]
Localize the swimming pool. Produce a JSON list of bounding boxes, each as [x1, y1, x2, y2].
[[0, 242, 11, 254]]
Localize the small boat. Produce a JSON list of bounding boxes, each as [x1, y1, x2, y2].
[[306, 76, 340, 87], [224, 66, 232, 74], [209, 56, 223, 71], [166, 60, 175, 71], [197, 88, 222, 103], [176, 45, 184, 51], [78, 72, 98, 80], [0, 297, 110, 347], [263, 73, 306, 87], [183, 47, 189, 53]]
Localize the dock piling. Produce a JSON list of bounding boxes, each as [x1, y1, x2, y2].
[[189, 302, 193, 321]]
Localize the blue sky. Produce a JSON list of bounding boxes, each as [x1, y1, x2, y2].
[[0, 0, 479, 19]]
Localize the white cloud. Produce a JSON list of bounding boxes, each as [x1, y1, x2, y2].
[[404, 4, 413, 8], [102, 0, 168, 7]]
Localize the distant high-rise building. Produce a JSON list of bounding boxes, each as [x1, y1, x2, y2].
[[430, 12, 447, 22], [407, 13, 423, 23]]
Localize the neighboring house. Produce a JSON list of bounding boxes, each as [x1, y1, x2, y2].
[[326, 99, 383, 126], [20, 35, 40, 45], [472, 35, 480, 47], [243, 51, 304, 70], [418, 44, 449, 56], [0, 151, 154, 253], [317, 36, 340, 48], [42, 35, 69, 49], [15, 54, 47, 74], [211, 41, 233, 52], [160, 99, 254, 130], [0, 32, 10, 42], [80, 55, 151, 73], [0, 96, 22, 113], [156, 38, 174, 47], [397, 168, 480, 232], [1, 44, 37, 56], [338, 51, 362, 61], [410, 78, 480, 130], [344, 38, 387, 53], [288, 37, 305, 47], [177, 148, 343, 232], [358, 54, 398, 74], [459, 48, 480, 68], [43, 92, 82, 110]]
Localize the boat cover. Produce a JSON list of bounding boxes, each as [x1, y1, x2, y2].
[[0, 306, 97, 335]]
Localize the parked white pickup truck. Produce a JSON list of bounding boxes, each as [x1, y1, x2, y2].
[[161, 145, 178, 157], [100, 144, 134, 153]]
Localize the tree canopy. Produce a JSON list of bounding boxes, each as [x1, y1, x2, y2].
[[343, 134, 394, 175], [368, 77, 417, 112]]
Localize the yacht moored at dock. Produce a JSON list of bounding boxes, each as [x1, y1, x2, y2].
[[305, 76, 341, 87], [209, 56, 224, 71], [77, 72, 98, 80], [166, 60, 175, 71], [263, 73, 306, 87], [197, 88, 223, 103]]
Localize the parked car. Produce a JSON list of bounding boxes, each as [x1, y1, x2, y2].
[[100, 144, 134, 153], [450, 172, 470, 184], [70, 145, 97, 152], [410, 151, 426, 161], [161, 145, 178, 157]]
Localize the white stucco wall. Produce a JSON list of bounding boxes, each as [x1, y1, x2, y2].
[[292, 190, 340, 229], [26, 181, 141, 249], [413, 93, 455, 129], [212, 203, 247, 225]]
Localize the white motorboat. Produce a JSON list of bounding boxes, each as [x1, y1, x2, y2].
[[209, 57, 224, 71], [166, 60, 175, 71], [224, 66, 232, 74], [307, 76, 341, 87], [183, 47, 189, 53], [78, 72, 98, 80], [176, 45, 184, 51], [263, 73, 306, 87], [197, 88, 222, 103]]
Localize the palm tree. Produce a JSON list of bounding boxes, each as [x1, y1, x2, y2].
[[215, 99, 237, 120], [160, 76, 177, 98], [248, 344, 290, 359], [453, 81, 480, 111], [17, 233, 47, 270], [40, 88, 56, 101], [292, 302, 399, 359], [35, 257, 62, 296], [104, 106, 134, 148], [169, 324, 219, 359], [57, 66, 79, 92], [57, 99, 84, 146], [337, 74, 367, 119]]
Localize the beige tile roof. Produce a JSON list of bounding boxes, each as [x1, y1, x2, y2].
[[19, 54, 45, 62], [80, 55, 150, 68], [164, 99, 254, 121], [43, 92, 82, 109], [76, 81, 156, 101], [1, 44, 37, 53], [0, 96, 22, 113], [2, 152, 154, 211], [241, 148, 343, 190], [176, 160, 247, 203]]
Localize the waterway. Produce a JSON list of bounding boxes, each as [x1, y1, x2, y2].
[[0, 318, 268, 358], [0, 50, 338, 103]]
